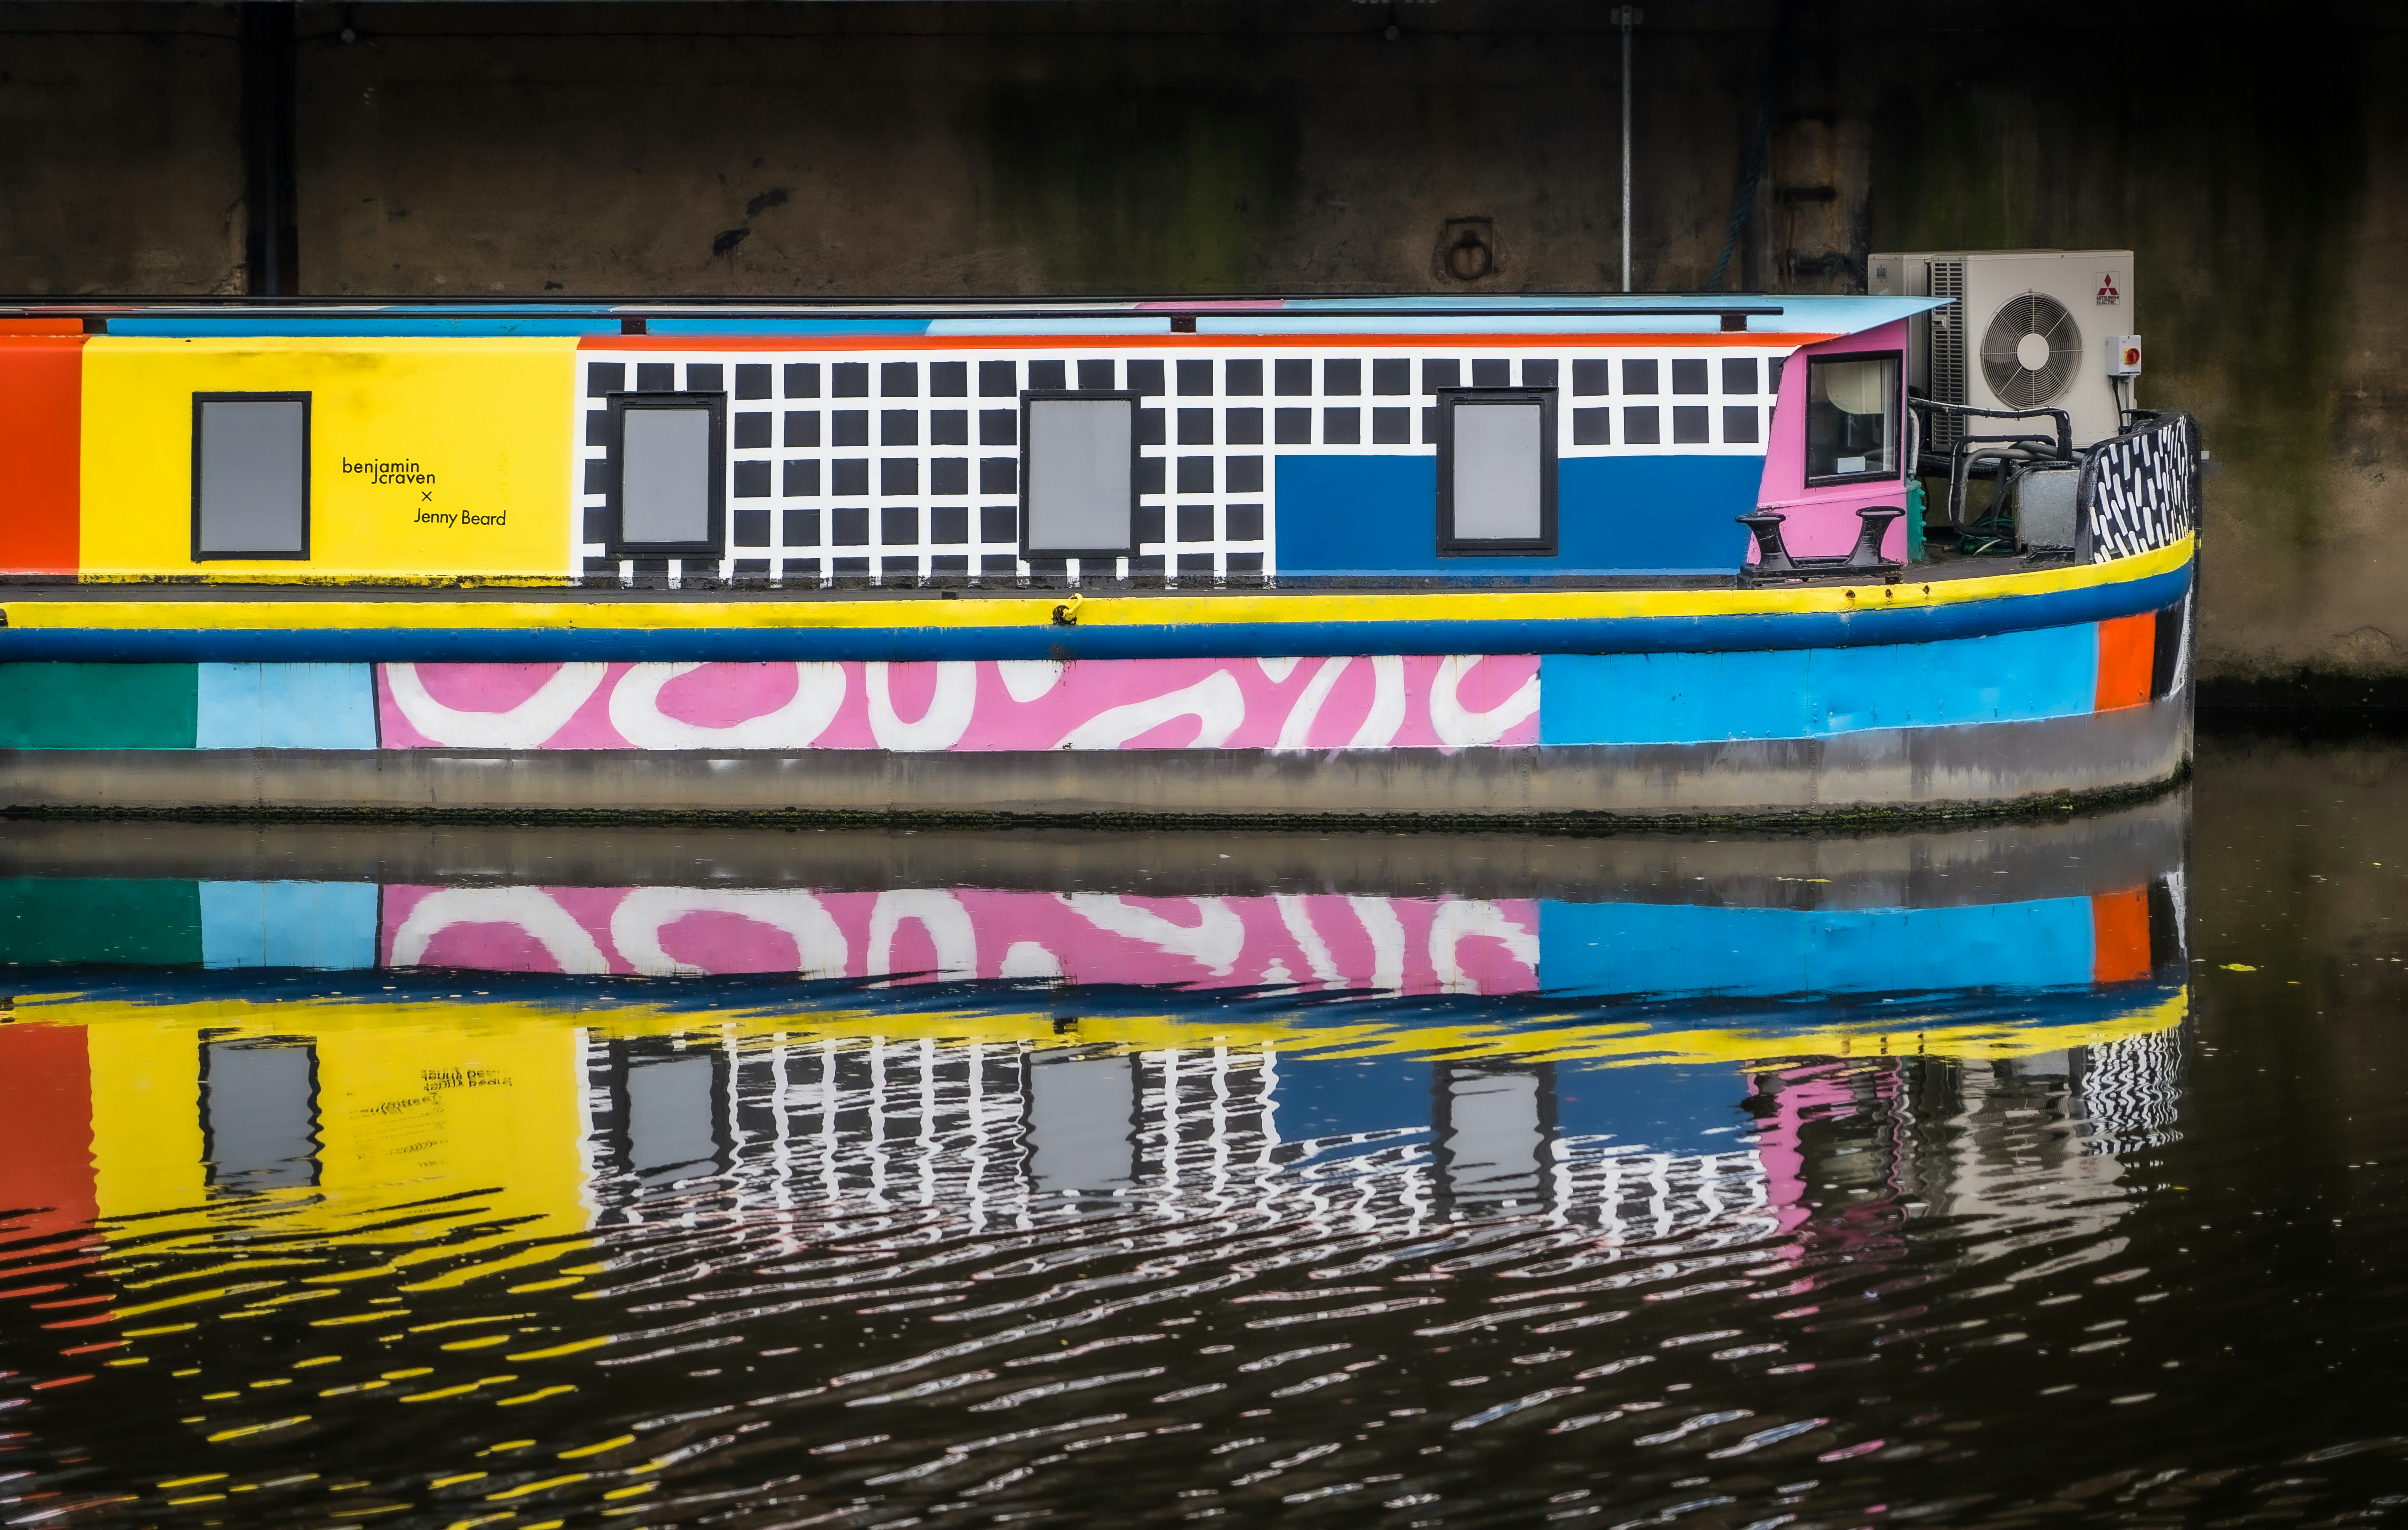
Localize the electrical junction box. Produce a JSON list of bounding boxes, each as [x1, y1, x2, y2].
[[2107, 335, 2144, 376], [1869, 248, 2135, 447]]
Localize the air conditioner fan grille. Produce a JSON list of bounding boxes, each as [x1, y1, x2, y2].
[[1980, 292, 2082, 410]]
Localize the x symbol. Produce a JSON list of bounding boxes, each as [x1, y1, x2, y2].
[[421, 490, 433, 501]]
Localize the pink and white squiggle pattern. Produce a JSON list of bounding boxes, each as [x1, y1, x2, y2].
[[381, 885, 1540, 995], [374, 655, 1540, 752]]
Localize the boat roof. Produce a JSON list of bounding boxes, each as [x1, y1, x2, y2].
[[0, 293, 1945, 340]]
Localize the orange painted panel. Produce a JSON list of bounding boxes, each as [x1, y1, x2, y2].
[[2090, 888, 2152, 985], [0, 320, 85, 337], [0, 1025, 96, 1237], [0, 337, 85, 575], [2094, 612, 2155, 712]]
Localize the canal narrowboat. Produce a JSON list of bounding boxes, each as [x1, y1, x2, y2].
[[0, 293, 2197, 822]]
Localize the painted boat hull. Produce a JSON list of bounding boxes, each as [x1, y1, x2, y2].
[[0, 542, 2194, 823]]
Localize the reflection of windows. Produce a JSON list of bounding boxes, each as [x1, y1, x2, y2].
[[1434, 1062, 1555, 1215], [201, 1038, 320, 1193], [1021, 392, 1137, 559], [1805, 352, 1902, 484], [608, 392, 726, 556], [590, 1039, 731, 1198], [1026, 1051, 1141, 1199], [193, 393, 309, 559], [626, 1055, 723, 1186], [1438, 390, 1556, 555]]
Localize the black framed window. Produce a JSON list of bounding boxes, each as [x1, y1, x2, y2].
[[607, 391, 726, 556], [192, 392, 309, 559], [1020, 390, 1138, 560], [1437, 388, 1556, 556], [1804, 350, 1902, 485]]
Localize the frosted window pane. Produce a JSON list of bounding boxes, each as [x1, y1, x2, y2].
[[1026, 398, 1133, 553], [197, 400, 306, 554], [1452, 401, 1543, 540], [622, 407, 713, 545]]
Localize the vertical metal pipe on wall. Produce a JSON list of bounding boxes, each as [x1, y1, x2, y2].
[[1614, 7, 1640, 293], [240, 2, 299, 296]]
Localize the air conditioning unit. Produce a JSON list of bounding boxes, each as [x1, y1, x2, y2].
[[1869, 249, 2135, 449]]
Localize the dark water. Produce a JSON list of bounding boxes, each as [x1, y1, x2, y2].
[[0, 732, 2402, 1529]]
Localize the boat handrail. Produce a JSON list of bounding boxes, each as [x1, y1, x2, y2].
[[2075, 411, 2200, 565], [1907, 398, 2078, 530]]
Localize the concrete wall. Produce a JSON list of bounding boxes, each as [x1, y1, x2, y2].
[[0, 0, 2401, 693], [0, 4, 246, 293]]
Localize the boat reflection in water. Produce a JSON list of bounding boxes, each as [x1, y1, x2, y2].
[[0, 801, 2192, 1529]]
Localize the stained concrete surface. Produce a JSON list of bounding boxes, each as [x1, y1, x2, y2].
[[0, 1, 2400, 689], [0, 791, 2187, 906], [0, 690, 2188, 822]]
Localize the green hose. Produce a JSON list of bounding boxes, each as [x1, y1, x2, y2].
[[1959, 512, 2020, 557]]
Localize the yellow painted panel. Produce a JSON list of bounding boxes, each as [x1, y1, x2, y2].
[[78, 1002, 589, 1248], [87, 1017, 207, 1220], [311, 1021, 588, 1251], [10, 535, 2196, 634], [78, 337, 577, 583]]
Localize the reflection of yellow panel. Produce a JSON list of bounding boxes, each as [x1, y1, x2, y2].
[[313, 1022, 589, 1277], [44, 984, 2188, 1081], [77, 1003, 588, 1273], [87, 1018, 207, 1220], [79, 338, 576, 583]]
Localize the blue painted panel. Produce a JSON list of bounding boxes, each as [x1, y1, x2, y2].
[[1540, 624, 2101, 746], [1273, 1055, 1435, 1147], [199, 881, 380, 970], [1536, 898, 2096, 998], [0, 561, 2189, 666], [1552, 1059, 1752, 1157], [105, 317, 622, 337], [1275, 453, 1763, 577], [196, 663, 378, 749]]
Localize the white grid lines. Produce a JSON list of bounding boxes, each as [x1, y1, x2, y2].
[[572, 345, 1789, 588]]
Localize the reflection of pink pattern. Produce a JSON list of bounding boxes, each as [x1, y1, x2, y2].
[[379, 885, 1540, 996], [1751, 1063, 1897, 1239], [375, 654, 1540, 752]]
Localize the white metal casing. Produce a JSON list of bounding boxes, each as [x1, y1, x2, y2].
[[1869, 249, 2135, 447]]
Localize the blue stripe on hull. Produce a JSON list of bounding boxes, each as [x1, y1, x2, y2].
[[195, 664, 379, 749], [1537, 897, 2098, 998], [1541, 624, 2100, 746], [198, 881, 382, 970], [0, 562, 2191, 665]]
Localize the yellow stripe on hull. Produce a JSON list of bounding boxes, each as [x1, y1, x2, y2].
[[5, 536, 2194, 636]]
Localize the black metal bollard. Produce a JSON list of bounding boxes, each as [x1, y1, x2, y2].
[[1737, 510, 1797, 574], [1845, 506, 1906, 570]]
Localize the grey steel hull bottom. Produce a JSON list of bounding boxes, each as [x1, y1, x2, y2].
[[0, 693, 2190, 823]]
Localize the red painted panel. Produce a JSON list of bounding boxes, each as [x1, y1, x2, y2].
[[0, 337, 84, 575], [0, 1025, 96, 1237], [2090, 888, 2152, 986], [2094, 612, 2155, 713]]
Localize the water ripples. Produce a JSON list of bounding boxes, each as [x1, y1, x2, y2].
[[0, 1014, 2388, 1530]]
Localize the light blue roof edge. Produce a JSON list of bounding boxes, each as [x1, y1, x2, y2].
[[40, 294, 1944, 341]]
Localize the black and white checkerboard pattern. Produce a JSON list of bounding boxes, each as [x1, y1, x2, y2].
[[2083, 413, 2198, 565], [572, 346, 1784, 587]]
